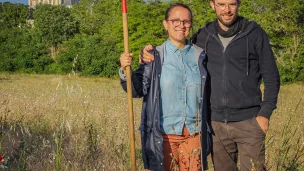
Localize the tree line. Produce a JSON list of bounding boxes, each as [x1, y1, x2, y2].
[[0, 0, 303, 83]]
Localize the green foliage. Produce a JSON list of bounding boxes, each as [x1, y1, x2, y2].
[[56, 34, 120, 77], [33, 4, 79, 58], [0, 27, 53, 73], [0, 1, 303, 82], [34, 4, 78, 44], [239, 0, 304, 83], [71, 0, 104, 35], [0, 2, 28, 29], [176, 0, 215, 32]]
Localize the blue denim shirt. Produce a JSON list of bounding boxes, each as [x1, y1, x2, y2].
[[160, 39, 201, 135]]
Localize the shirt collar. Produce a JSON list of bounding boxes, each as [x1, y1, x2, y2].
[[166, 39, 191, 54]]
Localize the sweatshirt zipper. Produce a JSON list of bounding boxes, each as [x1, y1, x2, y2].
[[206, 28, 251, 123], [213, 35, 228, 123], [223, 48, 228, 123], [221, 33, 246, 123], [223, 51, 228, 123]]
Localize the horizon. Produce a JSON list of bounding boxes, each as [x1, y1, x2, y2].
[[0, 0, 28, 4], [0, 0, 171, 5]]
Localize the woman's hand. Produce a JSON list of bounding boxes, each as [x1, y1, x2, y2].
[[120, 52, 133, 68]]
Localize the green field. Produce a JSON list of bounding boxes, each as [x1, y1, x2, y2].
[[0, 73, 303, 170]]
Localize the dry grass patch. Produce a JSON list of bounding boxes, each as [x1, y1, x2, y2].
[[0, 73, 303, 170]]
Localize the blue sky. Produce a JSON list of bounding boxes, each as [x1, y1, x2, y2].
[[0, 0, 28, 4], [0, 0, 171, 5]]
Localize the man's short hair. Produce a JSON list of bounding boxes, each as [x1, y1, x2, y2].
[[212, 0, 240, 3]]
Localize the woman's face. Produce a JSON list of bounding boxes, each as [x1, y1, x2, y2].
[[163, 6, 192, 46]]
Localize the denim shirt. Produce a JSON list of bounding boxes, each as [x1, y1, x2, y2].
[[160, 39, 201, 135]]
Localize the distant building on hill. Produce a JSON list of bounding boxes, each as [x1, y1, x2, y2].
[[27, 0, 79, 26], [28, 0, 79, 8]]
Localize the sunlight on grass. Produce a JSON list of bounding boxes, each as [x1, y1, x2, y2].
[[0, 73, 303, 170]]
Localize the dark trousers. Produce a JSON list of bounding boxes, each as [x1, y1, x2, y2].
[[211, 118, 266, 171]]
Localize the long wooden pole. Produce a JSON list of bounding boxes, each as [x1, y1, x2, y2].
[[122, 0, 136, 170]]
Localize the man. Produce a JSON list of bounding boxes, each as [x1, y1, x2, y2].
[[141, 0, 280, 170]]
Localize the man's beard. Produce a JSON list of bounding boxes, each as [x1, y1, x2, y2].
[[217, 13, 238, 28]]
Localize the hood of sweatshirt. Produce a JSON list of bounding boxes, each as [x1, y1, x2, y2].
[[191, 17, 261, 75], [191, 17, 260, 45]]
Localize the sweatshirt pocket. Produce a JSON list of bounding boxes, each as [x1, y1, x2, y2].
[[226, 79, 261, 109]]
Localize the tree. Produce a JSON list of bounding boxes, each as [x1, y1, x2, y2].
[[239, 0, 304, 83], [0, 1, 303, 82], [71, 0, 104, 35], [0, 2, 28, 29], [33, 4, 79, 58]]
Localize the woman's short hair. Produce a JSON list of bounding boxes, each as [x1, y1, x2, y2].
[[165, 3, 192, 20]]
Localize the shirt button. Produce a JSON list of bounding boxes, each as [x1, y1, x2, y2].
[[181, 65, 184, 69], [183, 88, 186, 91], [202, 76, 206, 79]]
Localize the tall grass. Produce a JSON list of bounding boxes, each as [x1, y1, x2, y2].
[[0, 73, 303, 170], [265, 84, 304, 170]]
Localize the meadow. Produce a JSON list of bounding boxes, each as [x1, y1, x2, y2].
[[0, 73, 303, 171]]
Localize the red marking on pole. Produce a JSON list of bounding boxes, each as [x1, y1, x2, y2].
[[122, 0, 127, 13]]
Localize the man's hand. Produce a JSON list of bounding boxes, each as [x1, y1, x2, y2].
[[256, 116, 269, 134], [140, 45, 155, 63], [120, 52, 133, 68]]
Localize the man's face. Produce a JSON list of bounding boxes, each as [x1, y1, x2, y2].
[[163, 6, 192, 46], [210, 0, 239, 31]]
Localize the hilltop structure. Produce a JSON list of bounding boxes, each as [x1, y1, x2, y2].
[[27, 0, 79, 26], [28, 0, 79, 8]]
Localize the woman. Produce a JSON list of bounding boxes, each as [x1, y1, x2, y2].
[[119, 3, 210, 171]]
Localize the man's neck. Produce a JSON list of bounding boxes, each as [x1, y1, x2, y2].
[[217, 20, 230, 31]]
